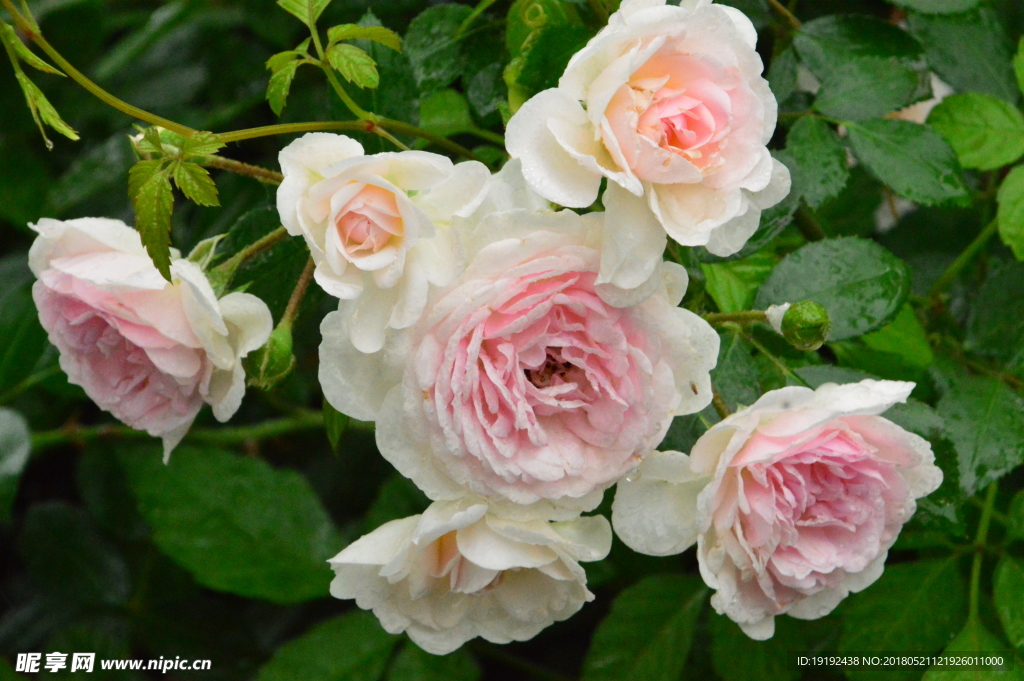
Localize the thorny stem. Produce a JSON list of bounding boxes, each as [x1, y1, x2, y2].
[[281, 258, 315, 329], [199, 155, 283, 185], [704, 310, 768, 327], [1, 0, 196, 137], [768, 0, 801, 30], [928, 219, 999, 303], [31, 411, 325, 453], [711, 387, 731, 420], [969, 482, 998, 619]]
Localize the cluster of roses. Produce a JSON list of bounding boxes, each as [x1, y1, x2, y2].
[[27, 0, 943, 655]]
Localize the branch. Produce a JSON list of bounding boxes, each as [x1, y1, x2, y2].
[[928, 218, 998, 302], [199, 155, 283, 185], [704, 310, 768, 327]]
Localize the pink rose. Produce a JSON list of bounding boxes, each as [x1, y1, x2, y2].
[[506, 0, 790, 289], [320, 163, 719, 517], [30, 218, 273, 457], [612, 380, 943, 639]]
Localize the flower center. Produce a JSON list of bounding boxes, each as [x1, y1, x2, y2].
[[524, 350, 576, 389], [334, 184, 403, 258]]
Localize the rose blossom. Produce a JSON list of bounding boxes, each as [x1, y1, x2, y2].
[[276, 133, 490, 353], [506, 0, 790, 289], [329, 496, 611, 654], [319, 162, 719, 517], [612, 380, 943, 639], [30, 217, 273, 458]]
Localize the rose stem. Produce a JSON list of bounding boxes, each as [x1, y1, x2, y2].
[[928, 218, 998, 303], [711, 386, 731, 420], [703, 310, 768, 327], [30, 410, 326, 453], [767, 0, 801, 30], [199, 155, 283, 185], [281, 258, 316, 330], [212, 227, 291, 283], [740, 329, 813, 388], [968, 481, 998, 620]]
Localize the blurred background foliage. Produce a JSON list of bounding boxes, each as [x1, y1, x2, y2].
[[2, 0, 1024, 679]]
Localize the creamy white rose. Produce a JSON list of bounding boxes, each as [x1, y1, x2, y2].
[[276, 133, 490, 352], [506, 0, 791, 288], [30, 218, 272, 458], [612, 380, 943, 639], [329, 497, 612, 654]]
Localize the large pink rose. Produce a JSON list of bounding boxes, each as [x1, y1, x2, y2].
[[506, 0, 790, 290], [320, 163, 719, 518], [612, 380, 943, 639], [30, 218, 272, 457]]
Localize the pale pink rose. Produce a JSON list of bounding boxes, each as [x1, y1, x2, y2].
[[506, 0, 790, 289], [29, 218, 272, 457], [612, 380, 943, 639], [277, 133, 490, 352], [329, 497, 611, 653], [319, 163, 719, 518]]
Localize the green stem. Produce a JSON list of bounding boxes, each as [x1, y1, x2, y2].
[[969, 482, 998, 619], [1, 0, 196, 137], [468, 126, 505, 147], [794, 204, 826, 242], [741, 328, 812, 387], [455, 0, 499, 38], [378, 117, 481, 161], [199, 155, 283, 185], [704, 310, 768, 327], [211, 226, 291, 287], [308, 14, 375, 123], [31, 411, 325, 453], [767, 0, 801, 29], [586, 0, 609, 24], [216, 121, 369, 144], [929, 219, 998, 302], [711, 386, 731, 420]]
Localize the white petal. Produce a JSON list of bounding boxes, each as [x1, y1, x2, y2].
[[218, 292, 273, 358], [329, 515, 419, 565], [598, 181, 668, 290]]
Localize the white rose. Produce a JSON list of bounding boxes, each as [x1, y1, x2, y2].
[[506, 0, 791, 288], [276, 133, 490, 352], [329, 497, 612, 654], [29, 218, 272, 458]]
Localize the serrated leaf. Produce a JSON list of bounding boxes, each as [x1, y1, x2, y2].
[[14, 71, 79, 146], [755, 238, 911, 341], [127, 159, 165, 200], [255, 612, 397, 681], [936, 374, 1024, 496], [995, 556, 1024, 651], [998, 166, 1024, 262], [328, 24, 401, 52], [132, 166, 174, 280], [839, 558, 967, 681], [711, 331, 760, 412], [266, 50, 302, 73], [404, 4, 472, 95], [785, 116, 849, 209], [845, 119, 969, 207], [582, 575, 707, 681], [815, 57, 922, 121], [327, 43, 378, 89], [180, 131, 224, 159], [1, 20, 63, 76], [794, 15, 927, 82], [276, 0, 332, 28], [966, 260, 1024, 360], [173, 161, 219, 207], [928, 93, 1024, 171], [267, 60, 300, 116], [121, 445, 338, 603]]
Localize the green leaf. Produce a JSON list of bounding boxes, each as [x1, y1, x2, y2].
[[327, 43, 378, 89], [1016, 37, 1024, 98], [328, 24, 401, 52], [794, 15, 927, 82], [830, 304, 934, 381], [1010, 490, 1024, 541], [582, 575, 707, 681], [711, 331, 760, 412], [928, 93, 1024, 170], [785, 116, 849, 209], [0, 274, 47, 396], [254, 611, 398, 681], [131, 165, 174, 280], [995, 556, 1024, 651], [386, 644, 480, 681], [998, 167, 1024, 262], [77, 447, 148, 540], [267, 50, 302, 73], [404, 4, 472, 96], [660, 413, 709, 454], [793, 365, 875, 387], [701, 252, 776, 314], [18, 502, 132, 606], [512, 22, 593, 98], [839, 558, 967, 681], [812, 165, 884, 238], [936, 374, 1024, 496], [323, 399, 348, 453], [267, 60, 300, 116], [419, 89, 475, 138], [180, 131, 224, 159], [711, 613, 837, 681], [814, 57, 922, 121], [755, 237, 911, 341], [907, 8, 1018, 104], [767, 46, 798, 103], [965, 260, 1024, 361], [365, 474, 429, 534], [120, 445, 338, 603], [922, 617, 1022, 680], [276, 0, 332, 29], [1, 20, 63, 76], [173, 162, 219, 207], [888, 0, 978, 12], [127, 158, 165, 200], [845, 119, 969, 207], [0, 408, 30, 523], [14, 71, 79, 147]]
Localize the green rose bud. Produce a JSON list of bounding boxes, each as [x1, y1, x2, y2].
[[244, 321, 295, 390], [781, 300, 831, 351]]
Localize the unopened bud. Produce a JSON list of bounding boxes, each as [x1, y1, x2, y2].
[[244, 321, 295, 390], [781, 300, 831, 351]]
